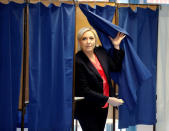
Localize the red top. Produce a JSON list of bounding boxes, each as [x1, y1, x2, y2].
[[90, 54, 109, 108]]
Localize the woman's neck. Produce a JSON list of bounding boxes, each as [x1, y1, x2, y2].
[[84, 51, 96, 63], [84, 50, 94, 58]]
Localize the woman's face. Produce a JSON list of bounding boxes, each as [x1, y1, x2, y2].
[[79, 31, 96, 53]]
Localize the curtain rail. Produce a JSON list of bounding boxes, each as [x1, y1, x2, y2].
[[0, 0, 159, 11], [0, 0, 159, 7]]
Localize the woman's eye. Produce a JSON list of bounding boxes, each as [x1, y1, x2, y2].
[[82, 37, 87, 40], [90, 37, 94, 40]]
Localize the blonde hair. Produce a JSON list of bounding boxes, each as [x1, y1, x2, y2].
[[77, 27, 98, 42]]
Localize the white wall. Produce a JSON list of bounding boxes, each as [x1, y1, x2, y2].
[[156, 5, 169, 131], [137, 125, 153, 131], [117, 0, 129, 3]]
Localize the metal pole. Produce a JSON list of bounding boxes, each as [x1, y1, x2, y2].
[[113, 83, 117, 131], [112, 6, 119, 131], [75, 120, 78, 131], [21, 1, 29, 130], [72, 1, 77, 130]]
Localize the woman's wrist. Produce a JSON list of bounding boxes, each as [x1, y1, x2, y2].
[[114, 45, 120, 50]]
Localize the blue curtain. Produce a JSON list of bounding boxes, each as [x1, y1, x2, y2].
[[109, 0, 147, 4], [110, 0, 129, 3], [118, 7, 158, 128], [0, 2, 24, 131], [28, 3, 75, 131], [79, 4, 116, 21], [129, 0, 147, 4]]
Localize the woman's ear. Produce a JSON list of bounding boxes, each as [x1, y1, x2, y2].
[[78, 42, 82, 51]]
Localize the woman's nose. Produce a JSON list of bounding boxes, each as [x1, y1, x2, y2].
[[87, 38, 91, 44]]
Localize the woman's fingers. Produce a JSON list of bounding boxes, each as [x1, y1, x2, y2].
[[117, 32, 121, 37], [119, 32, 126, 38], [108, 36, 113, 41], [109, 32, 126, 40], [121, 34, 126, 39], [119, 99, 124, 104], [107, 97, 124, 107]]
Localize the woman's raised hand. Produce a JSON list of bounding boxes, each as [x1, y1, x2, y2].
[[109, 32, 126, 50]]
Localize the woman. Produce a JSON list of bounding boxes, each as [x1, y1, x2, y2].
[[75, 27, 125, 131]]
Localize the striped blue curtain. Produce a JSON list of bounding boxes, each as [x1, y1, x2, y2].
[[109, 0, 147, 4], [129, 0, 147, 4], [0, 2, 24, 131], [118, 7, 158, 128], [28, 3, 75, 131]]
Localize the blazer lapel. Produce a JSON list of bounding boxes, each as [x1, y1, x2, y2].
[[80, 51, 102, 79], [94, 48, 109, 79]]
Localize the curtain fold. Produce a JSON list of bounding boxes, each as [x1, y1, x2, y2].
[[28, 3, 75, 131], [0, 2, 24, 130], [118, 7, 158, 128], [156, 6, 169, 131]]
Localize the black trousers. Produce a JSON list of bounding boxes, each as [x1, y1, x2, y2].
[[76, 107, 108, 131]]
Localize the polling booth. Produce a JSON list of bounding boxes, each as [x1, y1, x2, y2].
[[0, 0, 168, 131]]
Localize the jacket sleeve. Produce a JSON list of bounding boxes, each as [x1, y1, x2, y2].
[[107, 48, 125, 72], [75, 60, 108, 107]]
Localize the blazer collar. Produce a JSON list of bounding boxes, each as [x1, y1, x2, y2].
[[80, 48, 107, 80]]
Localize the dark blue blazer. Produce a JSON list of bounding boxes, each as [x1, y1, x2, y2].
[[75, 46, 124, 113]]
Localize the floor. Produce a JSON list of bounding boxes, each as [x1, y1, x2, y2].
[[74, 119, 126, 131]]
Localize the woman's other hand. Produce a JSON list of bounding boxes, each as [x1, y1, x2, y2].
[[109, 32, 126, 50], [107, 97, 124, 107]]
